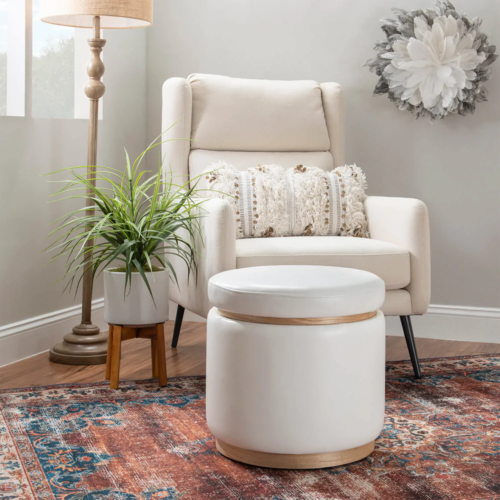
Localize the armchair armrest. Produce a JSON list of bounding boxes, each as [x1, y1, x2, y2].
[[364, 196, 431, 315], [169, 198, 236, 318]]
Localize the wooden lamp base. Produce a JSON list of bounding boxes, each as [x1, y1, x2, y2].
[[216, 440, 375, 470], [106, 323, 167, 389]]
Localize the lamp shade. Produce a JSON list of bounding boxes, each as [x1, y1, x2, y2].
[[40, 0, 153, 29]]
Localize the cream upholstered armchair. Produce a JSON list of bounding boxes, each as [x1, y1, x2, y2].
[[162, 74, 430, 379]]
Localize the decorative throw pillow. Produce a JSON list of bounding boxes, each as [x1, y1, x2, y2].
[[203, 163, 369, 239]]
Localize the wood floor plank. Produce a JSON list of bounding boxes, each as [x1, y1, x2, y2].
[[0, 321, 498, 390]]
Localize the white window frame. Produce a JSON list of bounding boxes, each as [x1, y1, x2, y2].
[[2, 0, 26, 117]]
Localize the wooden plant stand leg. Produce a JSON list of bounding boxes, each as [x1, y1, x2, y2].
[[156, 323, 167, 387], [106, 325, 114, 381], [110, 325, 122, 390], [106, 322, 167, 389], [151, 337, 158, 378]]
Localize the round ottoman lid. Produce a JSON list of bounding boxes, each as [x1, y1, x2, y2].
[[208, 266, 385, 318]]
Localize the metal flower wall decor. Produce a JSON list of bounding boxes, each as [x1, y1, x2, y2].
[[366, 1, 497, 121]]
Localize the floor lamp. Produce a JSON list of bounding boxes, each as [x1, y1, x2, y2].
[[41, 0, 153, 365]]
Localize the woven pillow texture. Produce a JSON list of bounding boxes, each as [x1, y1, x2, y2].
[[203, 163, 369, 239]]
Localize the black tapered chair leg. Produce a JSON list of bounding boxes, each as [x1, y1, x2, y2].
[[400, 316, 422, 379], [171, 305, 185, 348]]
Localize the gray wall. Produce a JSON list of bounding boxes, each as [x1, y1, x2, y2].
[[0, 28, 147, 326], [146, 0, 500, 309], [1, 0, 498, 332]]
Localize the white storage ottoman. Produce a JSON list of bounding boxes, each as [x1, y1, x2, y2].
[[206, 265, 386, 469]]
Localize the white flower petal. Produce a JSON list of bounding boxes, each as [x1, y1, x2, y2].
[[459, 50, 486, 70], [405, 69, 430, 88], [451, 67, 467, 88], [465, 70, 477, 81], [414, 16, 430, 33], [399, 60, 433, 70], [402, 85, 421, 100], [414, 16, 430, 41], [444, 73, 458, 88], [457, 33, 474, 51], [420, 72, 442, 108], [442, 86, 454, 108], [428, 22, 445, 54], [408, 38, 437, 62], [437, 65, 452, 80], [393, 40, 410, 54], [443, 15, 458, 38], [408, 90, 423, 106], [442, 36, 458, 61], [383, 64, 397, 75]]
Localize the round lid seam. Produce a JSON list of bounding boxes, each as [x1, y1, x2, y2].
[[209, 283, 384, 300]]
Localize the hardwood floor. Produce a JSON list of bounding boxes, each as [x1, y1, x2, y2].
[[0, 321, 499, 390]]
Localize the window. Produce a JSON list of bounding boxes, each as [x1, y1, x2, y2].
[[0, 1, 7, 115], [0, 0, 26, 117], [0, 0, 102, 119], [32, 0, 75, 118]]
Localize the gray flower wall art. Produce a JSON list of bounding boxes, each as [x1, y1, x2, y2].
[[366, 1, 497, 121]]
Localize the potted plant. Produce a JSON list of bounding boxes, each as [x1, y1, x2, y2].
[[45, 137, 204, 326]]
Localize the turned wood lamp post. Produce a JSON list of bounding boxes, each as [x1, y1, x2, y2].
[[41, 0, 153, 365]]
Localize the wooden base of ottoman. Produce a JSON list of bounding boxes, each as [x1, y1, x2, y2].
[[216, 439, 375, 469]]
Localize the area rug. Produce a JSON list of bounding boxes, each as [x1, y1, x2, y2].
[[1, 355, 499, 500]]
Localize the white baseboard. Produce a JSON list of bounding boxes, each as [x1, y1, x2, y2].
[[0, 302, 498, 368], [0, 299, 203, 368], [0, 299, 107, 368], [386, 304, 500, 344]]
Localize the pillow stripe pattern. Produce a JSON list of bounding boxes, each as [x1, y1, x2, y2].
[[203, 163, 369, 239]]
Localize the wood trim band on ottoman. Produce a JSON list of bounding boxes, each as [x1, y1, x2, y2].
[[216, 439, 375, 469], [217, 309, 377, 325]]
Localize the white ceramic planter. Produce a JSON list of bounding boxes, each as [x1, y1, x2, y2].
[[104, 268, 169, 325]]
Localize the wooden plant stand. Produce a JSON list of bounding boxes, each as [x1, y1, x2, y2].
[[106, 323, 167, 390]]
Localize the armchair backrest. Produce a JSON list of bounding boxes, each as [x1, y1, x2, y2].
[[162, 74, 345, 184]]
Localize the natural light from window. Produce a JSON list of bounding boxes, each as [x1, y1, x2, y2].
[[0, 0, 25, 117], [32, 0, 75, 118], [0, 1, 6, 115], [32, 0, 102, 120], [0, 0, 103, 120]]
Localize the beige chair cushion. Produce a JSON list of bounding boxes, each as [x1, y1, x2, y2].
[[236, 236, 410, 290], [382, 290, 412, 316], [188, 74, 331, 152]]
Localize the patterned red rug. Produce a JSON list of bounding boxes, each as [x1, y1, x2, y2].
[[1, 354, 499, 500]]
